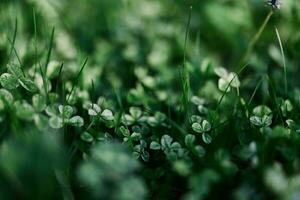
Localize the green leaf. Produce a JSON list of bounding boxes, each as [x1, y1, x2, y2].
[[218, 78, 231, 93], [129, 107, 142, 119], [147, 116, 158, 127], [253, 105, 272, 117], [122, 114, 135, 125], [171, 142, 181, 151], [161, 135, 173, 149], [46, 60, 61, 78], [191, 115, 202, 123], [192, 122, 202, 133], [286, 119, 297, 129], [195, 145, 205, 157], [81, 132, 94, 143], [214, 67, 228, 78], [59, 105, 74, 119], [154, 112, 166, 123], [88, 103, 101, 116], [250, 116, 262, 126], [101, 109, 114, 121], [185, 134, 195, 148], [49, 116, 63, 129], [226, 73, 240, 88], [0, 89, 14, 105], [45, 105, 58, 116], [202, 120, 211, 132], [119, 126, 130, 137], [141, 151, 149, 162], [18, 77, 38, 92], [280, 99, 293, 116], [131, 132, 142, 141], [192, 120, 211, 133], [191, 96, 205, 106], [0, 73, 19, 90], [7, 63, 23, 78], [202, 133, 212, 144], [250, 105, 273, 127], [34, 114, 49, 130], [68, 116, 84, 127], [150, 141, 161, 150], [14, 101, 35, 120], [32, 94, 46, 112], [198, 105, 209, 114]]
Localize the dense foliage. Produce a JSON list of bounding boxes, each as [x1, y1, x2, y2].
[[1, 0, 300, 199]]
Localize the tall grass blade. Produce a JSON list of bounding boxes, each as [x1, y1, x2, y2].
[[275, 27, 287, 95]]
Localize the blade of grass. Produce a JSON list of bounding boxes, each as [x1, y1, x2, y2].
[[33, 8, 38, 78], [216, 63, 249, 112], [40, 27, 55, 103], [66, 58, 88, 103], [7, 38, 22, 68], [114, 87, 125, 133], [8, 18, 18, 62], [53, 62, 64, 105], [247, 75, 264, 106], [275, 27, 287, 95], [180, 6, 193, 123], [266, 75, 284, 126]]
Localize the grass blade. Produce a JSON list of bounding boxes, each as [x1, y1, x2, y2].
[[275, 27, 287, 95], [66, 58, 88, 103], [180, 6, 193, 122]]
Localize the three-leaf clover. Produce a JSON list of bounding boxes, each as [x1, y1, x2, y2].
[[250, 105, 273, 127], [133, 140, 149, 162], [185, 134, 205, 157], [118, 126, 142, 146], [147, 112, 167, 127], [191, 118, 212, 144], [122, 107, 143, 126], [0, 64, 38, 92], [150, 135, 187, 160], [87, 103, 115, 127], [214, 67, 240, 93], [47, 104, 84, 129]]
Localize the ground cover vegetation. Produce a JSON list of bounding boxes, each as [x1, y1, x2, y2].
[[0, 0, 300, 199]]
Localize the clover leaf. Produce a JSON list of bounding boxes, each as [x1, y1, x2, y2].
[[192, 120, 211, 133], [88, 103, 101, 116], [14, 101, 35, 120], [0, 64, 38, 92], [0, 73, 19, 89], [81, 132, 94, 143], [214, 67, 240, 93], [250, 105, 273, 127], [48, 104, 84, 129], [32, 94, 46, 112]]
